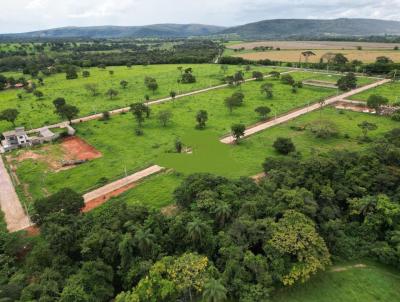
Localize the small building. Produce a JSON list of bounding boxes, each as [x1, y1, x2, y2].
[[1, 127, 32, 152], [30, 127, 59, 145]]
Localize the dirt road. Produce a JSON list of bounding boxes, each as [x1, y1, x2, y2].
[[0, 157, 32, 232], [83, 165, 164, 206], [220, 78, 391, 144]]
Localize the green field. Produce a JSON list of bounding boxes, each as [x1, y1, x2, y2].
[[350, 81, 400, 103], [11, 93, 398, 208], [273, 262, 400, 302], [0, 64, 283, 132]]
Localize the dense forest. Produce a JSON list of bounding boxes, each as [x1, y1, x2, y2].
[[0, 40, 221, 72], [1, 126, 400, 301]]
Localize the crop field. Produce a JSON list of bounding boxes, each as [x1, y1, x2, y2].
[[0, 64, 283, 132], [227, 40, 400, 50], [350, 81, 400, 103], [233, 49, 400, 63], [272, 262, 400, 302]]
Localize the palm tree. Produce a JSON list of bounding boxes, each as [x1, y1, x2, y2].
[[214, 202, 231, 227], [202, 278, 227, 302], [187, 218, 208, 244], [134, 228, 156, 256]]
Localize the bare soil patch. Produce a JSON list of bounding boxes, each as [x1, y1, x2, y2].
[[82, 182, 137, 212], [61, 136, 102, 161], [335, 102, 375, 113]]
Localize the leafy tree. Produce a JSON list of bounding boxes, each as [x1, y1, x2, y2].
[[109, 70, 114, 76], [255, 106, 271, 120], [53, 97, 66, 110], [269, 71, 281, 79], [233, 71, 244, 86], [252, 71, 264, 81], [273, 137, 295, 155], [264, 210, 330, 286], [84, 83, 99, 96], [82, 70, 90, 77], [220, 65, 228, 74], [158, 110, 173, 127], [33, 90, 44, 99], [376, 56, 393, 64], [131, 103, 149, 127], [337, 73, 357, 91], [120, 80, 128, 89], [181, 71, 196, 84], [175, 138, 183, 153], [106, 88, 119, 99], [0, 108, 19, 126], [213, 201, 231, 227], [231, 123, 246, 143], [102, 111, 111, 121], [202, 279, 227, 302], [358, 121, 378, 139], [367, 94, 389, 113], [60, 260, 114, 302], [56, 104, 79, 124], [281, 74, 295, 85], [32, 188, 84, 225], [65, 67, 78, 80], [260, 83, 273, 98], [196, 110, 208, 129], [332, 53, 349, 65], [144, 76, 158, 94], [134, 227, 157, 257]]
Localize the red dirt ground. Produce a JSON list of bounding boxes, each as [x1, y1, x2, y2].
[[61, 136, 102, 160], [82, 182, 137, 212]]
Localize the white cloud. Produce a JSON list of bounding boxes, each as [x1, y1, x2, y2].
[[0, 0, 399, 33]]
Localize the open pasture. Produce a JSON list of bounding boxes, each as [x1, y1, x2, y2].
[[350, 81, 400, 103], [0, 64, 283, 132]]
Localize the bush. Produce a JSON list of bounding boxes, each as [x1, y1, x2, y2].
[[273, 137, 296, 155], [135, 128, 144, 136], [308, 121, 340, 139]]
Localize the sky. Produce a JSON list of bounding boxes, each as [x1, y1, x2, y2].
[[1, 0, 400, 33]]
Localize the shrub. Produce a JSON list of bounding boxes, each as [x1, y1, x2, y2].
[[308, 121, 340, 139], [273, 137, 296, 155], [135, 128, 144, 136]]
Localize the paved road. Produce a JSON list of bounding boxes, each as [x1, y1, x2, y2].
[[83, 165, 164, 203], [220, 78, 391, 144], [0, 157, 32, 232], [28, 70, 295, 133]]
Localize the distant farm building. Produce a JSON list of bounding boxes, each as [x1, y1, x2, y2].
[[1, 127, 59, 152]]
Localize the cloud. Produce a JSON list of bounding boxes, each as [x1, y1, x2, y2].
[[0, 0, 399, 33]]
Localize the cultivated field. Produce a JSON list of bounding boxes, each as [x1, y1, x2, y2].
[[227, 40, 400, 50], [233, 49, 400, 63], [0, 64, 283, 132]]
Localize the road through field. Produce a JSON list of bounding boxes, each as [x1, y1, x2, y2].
[[28, 70, 296, 133], [220, 78, 391, 144], [0, 157, 32, 232]]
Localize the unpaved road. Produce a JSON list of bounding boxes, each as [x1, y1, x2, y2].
[[220, 78, 391, 144], [83, 165, 164, 204], [0, 157, 32, 232]]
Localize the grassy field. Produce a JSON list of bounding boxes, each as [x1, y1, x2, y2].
[[233, 49, 400, 63], [9, 71, 340, 200], [0, 64, 283, 132], [273, 262, 400, 302], [350, 81, 400, 103]]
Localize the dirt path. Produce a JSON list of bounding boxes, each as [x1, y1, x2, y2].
[[0, 157, 32, 232], [28, 71, 296, 133], [82, 165, 164, 210], [220, 79, 391, 144]]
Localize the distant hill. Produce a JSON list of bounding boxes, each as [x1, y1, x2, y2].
[[2, 18, 400, 40], [1, 24, 226, 39], [220, 18, 400, 39]]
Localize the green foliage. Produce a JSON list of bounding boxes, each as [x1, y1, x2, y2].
[[337, 73, 357, 91], [367, 94, 389, 113], [196, 110, 208, 129], [273, 137, 296, 154], [32, 188, 84, 224], [231, 123, 246, 143], [0, 108, 19, 126]]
